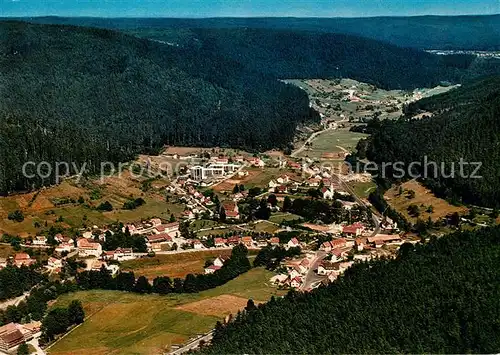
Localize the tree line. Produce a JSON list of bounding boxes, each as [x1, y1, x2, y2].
[[40, 300, 85, 344], [76, 244, 251, 294]]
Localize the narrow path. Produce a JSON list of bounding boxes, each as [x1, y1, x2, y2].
[[168, 331, 214, 355], [291, 128, 331, 158]]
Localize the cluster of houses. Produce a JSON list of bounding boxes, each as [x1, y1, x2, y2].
[[0, 253, 36, 270], [267, 217, 404, 290], [0, 321, 41, 353], [270, 251, 313, 289], [266, 170, 354, 203]]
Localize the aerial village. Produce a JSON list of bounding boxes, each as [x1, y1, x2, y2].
[[0, 144, 410, 295], [0, 78, 442, 353]]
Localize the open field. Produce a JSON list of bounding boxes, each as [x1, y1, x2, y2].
[[0, 244, 14, 258], [347, 180, 377, 199], [384, 180, 468, 223], [190, 219, 220, 231], [121, 250, 234, 279], [176, 294, 253, 317], [248, 220, 280, 233], [268, 213, 302, 224], [48, 268, 284, 355], [297, 129, 367, 160]]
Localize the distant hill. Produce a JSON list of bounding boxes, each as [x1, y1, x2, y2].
[[0, 21, 315, 194], [21, 15, 500, 50], [203, 226, 500, 353], [360, 75, 500, 208]]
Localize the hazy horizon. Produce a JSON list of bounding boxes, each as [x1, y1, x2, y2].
[[1, 0, 499, 18]]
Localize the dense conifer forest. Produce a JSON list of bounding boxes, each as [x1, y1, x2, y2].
[[0, 21, 316, 194], [359, 76, 500, 207], [203, 226, 500, 354], [126, 28, 498, 90], [0, 265, 43, 301]]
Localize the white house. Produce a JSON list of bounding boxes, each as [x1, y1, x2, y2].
[[77, 238, 102, 258], [55, 242, 75, 254], [47, 257, 62, 269], [287, 238, 300, 249], [104, 248, 135, 261], [153, 222, 180, 238], [268, 180, 279, 190], [288, 267, 302, 280], [213, 256, 227, 267], [214, 238, 227, 248], [82, 231, 93, 239], [317, 261, 337, 276], [150, 218, 162, 227], [270, 274, 288, 285], [33, 236, 47, 246], [204, 265, 221, 274], [193, 240, 204, 250], [322, 187, 334, 200], [355, 238, 365, 251], [290, 276, 302, 288], [247, 157, 265, 168], [277, 175, 290, 184], [330, 248, 347, 263]]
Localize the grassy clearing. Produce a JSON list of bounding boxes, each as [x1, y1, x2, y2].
[[196, 228, 234, 237], [190, 219, 220, 231], [384, 180, 468, 223], [48, 268, 283, 355], [268, 213, 302, 224], [121, 250, 233, 279], [248, 220, 280, 233], [298, 129, 368, 159], [0, 244, 14, 258], [347, 180, 377, 199]]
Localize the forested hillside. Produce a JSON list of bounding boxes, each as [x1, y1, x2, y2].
[[203, 226, 500, 354], [25, 15, 500, 50], [153, 28, 483, 89], [13, 19, 500, 89], [360, 76, 500, 207], [124, 28, 499, 90], [0, 21, 315, 194]]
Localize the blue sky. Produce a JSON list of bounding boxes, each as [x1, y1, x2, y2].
[[1, 0, 499, 18]]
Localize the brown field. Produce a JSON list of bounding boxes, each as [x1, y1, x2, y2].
[[176, 294, 253, 317], [163, 146, 203, 155], [384, 180, 468, 223], [121, 250, 233, 279], [213, 169, 263, 192], [0, 245, 14, 258]]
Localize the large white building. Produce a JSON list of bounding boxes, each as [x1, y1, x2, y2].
[[190, 163, 240, 181], [77, 238, 103, 257]]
